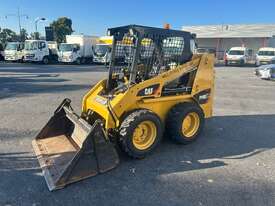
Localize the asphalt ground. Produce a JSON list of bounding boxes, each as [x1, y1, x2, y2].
[[0, 63, 275, 206]]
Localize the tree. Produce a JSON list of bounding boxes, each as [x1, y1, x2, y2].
[[0, 28, 17, 45], [20, 28, 28, 41], [50, 17, 73, 43], [30, 32, 40, 40]]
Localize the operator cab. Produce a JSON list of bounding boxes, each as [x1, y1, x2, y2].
[[106, 25, 195, 95]]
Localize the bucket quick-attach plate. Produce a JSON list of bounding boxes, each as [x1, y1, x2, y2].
[[32, 99, 119, 191]]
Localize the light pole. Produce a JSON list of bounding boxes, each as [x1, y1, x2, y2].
[[34, 17, 46, 39]]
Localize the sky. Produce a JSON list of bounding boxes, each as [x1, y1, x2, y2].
[[0, 0, 275, 36]]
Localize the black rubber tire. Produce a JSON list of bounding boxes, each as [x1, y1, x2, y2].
[[42, 56, 49, 64], [240, 60, 244, 67], [19, 57, 24, 63], [76, 58, 81, 65], [81, 58, 86, 64], [225, 60, 228, 66], [166, 102, 205, 144], [119, 109, 163, 159]]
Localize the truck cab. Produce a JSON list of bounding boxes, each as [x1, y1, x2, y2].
[[58, 43, 81, 64], [4, 42, 24, 62], [24, 40, 50, 64], [225, 47, 252, 66], [92, 36, 113, 64], [92, 43, 111, 64], [256, 47, 275, 66]]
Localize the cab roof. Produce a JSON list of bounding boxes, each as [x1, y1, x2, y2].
[[229, 47, 247, 51], [258, 47, 275, 51], [25, 40, 46, 42], [108, 24, 194, 39]]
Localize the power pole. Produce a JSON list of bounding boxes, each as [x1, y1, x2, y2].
[[17, 7, 22, 39], [5, 7, 28, 41]]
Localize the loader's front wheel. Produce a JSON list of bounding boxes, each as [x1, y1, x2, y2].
[[119, 110, 163, 159], [166, 102, 204, 144]]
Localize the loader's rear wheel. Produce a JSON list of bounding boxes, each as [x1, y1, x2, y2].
[[119, 109, 163, 159], [166, 102, 204, 144]]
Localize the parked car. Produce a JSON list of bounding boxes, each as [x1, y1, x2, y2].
[[256, 47, 275, 66], [225, 47, 254, 66], [196, 47, 216, 56], [255, 64, 275, 80]]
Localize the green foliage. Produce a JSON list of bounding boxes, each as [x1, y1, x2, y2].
[[0, 16, 74, 44], [30, 32, 40, 40], [50, 17, 73, 43], [20, 28, 28, 41], [0, 27, 18, 45], [0, 27, 29, 45]]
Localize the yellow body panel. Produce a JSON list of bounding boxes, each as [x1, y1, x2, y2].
[[82, 54, 215, 130], [97, 36, 113, 45]]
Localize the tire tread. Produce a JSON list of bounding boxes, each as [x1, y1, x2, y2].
[[166, 102, 204, 144], [119, 109, 162, 158]]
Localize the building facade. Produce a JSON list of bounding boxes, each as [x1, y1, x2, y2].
[[183, 24, 275, 59]]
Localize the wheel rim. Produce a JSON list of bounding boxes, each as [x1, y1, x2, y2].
[[181, 112, 200, 138], [132, 120, 157, 150]]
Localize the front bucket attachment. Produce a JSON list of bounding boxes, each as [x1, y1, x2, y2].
[[32, 99, 119, 191]]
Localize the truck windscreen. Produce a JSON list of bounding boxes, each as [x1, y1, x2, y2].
[[25, 42, 38, 50], [94, 45, 109, 56], [5, 43, 18, 50], [59, 44, 74, 52]]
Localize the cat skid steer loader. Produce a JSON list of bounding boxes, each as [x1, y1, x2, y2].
[[32, 25, 215, 191]]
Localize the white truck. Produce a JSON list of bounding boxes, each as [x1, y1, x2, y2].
[[225, 47, 253, 66], [0, 43, 5, 61], [23, 40, 58, 64], [58, 35, 97, 64], [256, 47, 275, 66], [4, 42, 24, 62], [92, 36, 113, 64]]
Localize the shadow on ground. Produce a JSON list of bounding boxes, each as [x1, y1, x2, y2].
[[0, 63, 107, 73], [0, 114, 275, 205], [0, 73, 91, 99]]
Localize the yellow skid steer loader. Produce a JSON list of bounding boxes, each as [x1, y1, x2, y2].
[[32, 25, 215, 191]]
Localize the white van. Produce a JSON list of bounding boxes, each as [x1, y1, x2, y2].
[[256, 47, 275, 66], [225, 47, 252, 66]]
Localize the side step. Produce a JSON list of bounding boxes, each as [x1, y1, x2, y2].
[[32, 99, 119, 191]]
